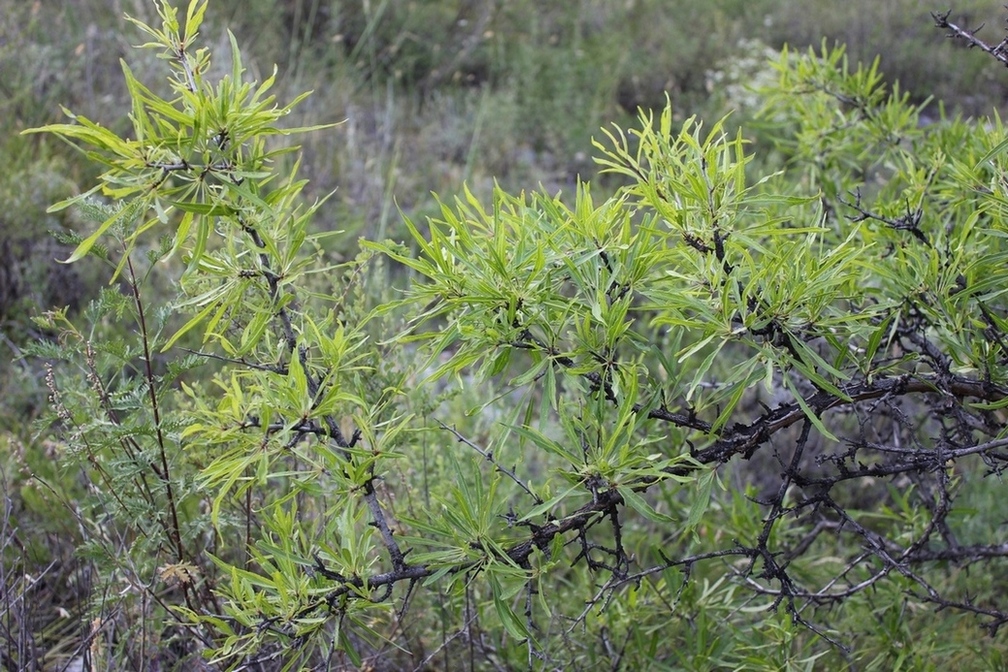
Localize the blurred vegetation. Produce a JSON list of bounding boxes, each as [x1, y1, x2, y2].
[[4, 1, 1005, 240], [3, 0, 1008, 668]]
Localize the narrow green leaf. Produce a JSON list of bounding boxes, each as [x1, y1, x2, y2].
[[686, 469, 716, 539], [161, 299, 218, 352], [64, 198, 145, 263], [618, 486, 673, 523], [784, 376, 838, 442]]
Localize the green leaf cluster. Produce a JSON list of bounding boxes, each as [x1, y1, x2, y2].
[[26, 2, 1008, 669]]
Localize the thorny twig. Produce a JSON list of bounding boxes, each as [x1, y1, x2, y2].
[[933, 9, 1008, 67]]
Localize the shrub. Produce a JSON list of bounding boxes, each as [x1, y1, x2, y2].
[[21, 1, 1008, 669]]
